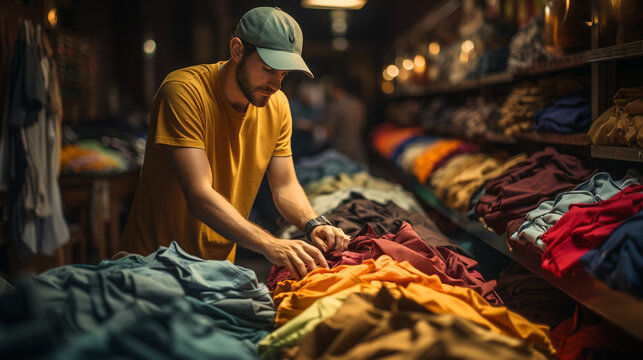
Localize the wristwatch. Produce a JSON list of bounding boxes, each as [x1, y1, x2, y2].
[[304, 215, 332, 240]]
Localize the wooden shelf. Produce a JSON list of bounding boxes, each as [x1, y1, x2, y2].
[[390, 72, 514, 98], [591, 145, 643, 163], [483, 132, 517, 144], [395, 172, 643, 342], [588, 40, 643, 63], [516, 132, 589, 146], [513, 51, 589, 75], [388, 51, 590, 98]]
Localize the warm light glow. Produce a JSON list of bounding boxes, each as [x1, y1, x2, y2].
[[459, 51, 469, 63], [331, 18, 347, 34], [381, 81, 394, 94], [143, 39, 157, 55], [428, 42, 440, 55], [461, 40, 474, 52], [398, 69, 410, 81], [413, 55, 426, 74], [301, 0, 367, 10], [402, 58, 414, 71], [47, 8, 58, 27], [382, 68, 394, 81], [331, 37, 349, 51], [385, 64, 399, 78], [413, 55, 426, 68]]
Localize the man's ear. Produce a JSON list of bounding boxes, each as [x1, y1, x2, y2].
[[230, 37, 243, 63]]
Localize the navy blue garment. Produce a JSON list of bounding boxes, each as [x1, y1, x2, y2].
[[533, 96, 591, 133], [581, 210, 643, 298], [466, 46, 509, 79], [390, 135, 438, 166]]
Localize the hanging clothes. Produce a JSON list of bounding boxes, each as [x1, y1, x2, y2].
[[3, 19, 69, 255]]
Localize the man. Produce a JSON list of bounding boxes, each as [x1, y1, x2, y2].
[[121, 7, 349, 278], [325, 78, 367, 164]]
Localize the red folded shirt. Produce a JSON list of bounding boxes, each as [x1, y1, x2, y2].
[[541, 184, 643, 277]]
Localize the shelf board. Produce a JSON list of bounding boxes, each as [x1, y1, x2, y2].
[[391, 171, 643, 341], [513, 51, 589, 75], [587, 40, 643, 63], [388, 52, 590, 98], [591, 145, 643, 162], [484, 132, 517, 144], [516, 132, 589, 146], [390, 72, 514, 98]]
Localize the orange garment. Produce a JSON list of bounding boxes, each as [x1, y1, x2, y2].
[[412, 139, 462, 183], [372, 125, 424, 159], [60, 144, 120, 173], [273, 256, 555, 356]]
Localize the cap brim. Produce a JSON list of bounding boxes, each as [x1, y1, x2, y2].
[[257, 47, 314, 78]]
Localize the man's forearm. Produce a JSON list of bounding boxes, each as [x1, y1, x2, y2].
[[271, 181, 318, 230], [187, 189, 274, 254]]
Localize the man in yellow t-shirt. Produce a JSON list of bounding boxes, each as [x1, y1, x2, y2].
[[121, 7, 349, 278]]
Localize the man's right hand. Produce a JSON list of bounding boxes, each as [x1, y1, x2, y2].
[[262, 238, 329, 279]]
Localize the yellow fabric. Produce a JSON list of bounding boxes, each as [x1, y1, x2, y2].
[[122, 61, 292, 261], [430, 152, 527, 212], [304, 171, 402, 199], [411, 139, 462, 183], [273, 256, 555, 355], [588, 87, 643, 148]]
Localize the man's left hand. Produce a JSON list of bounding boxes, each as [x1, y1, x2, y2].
[[310, 225, 350, 253]]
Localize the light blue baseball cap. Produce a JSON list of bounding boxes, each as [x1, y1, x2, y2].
[[234, 7, 314, 78]]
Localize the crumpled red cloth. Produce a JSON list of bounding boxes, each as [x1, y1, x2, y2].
[[268, 221, 503, 306]]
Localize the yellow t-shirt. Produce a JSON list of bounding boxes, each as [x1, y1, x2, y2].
[[121, 61, 292, 261]]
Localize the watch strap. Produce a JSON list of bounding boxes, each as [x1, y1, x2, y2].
[[304, 215, 332, 240]]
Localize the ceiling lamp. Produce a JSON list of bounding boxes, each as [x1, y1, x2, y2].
[[301, 0, 367, 10]]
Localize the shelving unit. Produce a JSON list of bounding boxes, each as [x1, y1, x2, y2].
[[392, 169, 643, 342], [389, 50, 591, 99], [591, 145, 643, 163], [379, 2, 643, 347], [587, 40, 643, 63]]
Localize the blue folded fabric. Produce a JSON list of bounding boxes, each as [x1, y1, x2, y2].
[[581, 210, 643, 298], [534, 96, 591, 133]]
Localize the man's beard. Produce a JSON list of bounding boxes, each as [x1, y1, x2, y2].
[[235, 56, 271, 108]]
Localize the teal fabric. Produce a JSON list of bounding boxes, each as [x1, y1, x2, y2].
[[49, 297, 261, 360], [0, 242, 274, 359]]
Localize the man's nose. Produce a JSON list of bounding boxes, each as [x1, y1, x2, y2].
[[268, 75, 282, 91]]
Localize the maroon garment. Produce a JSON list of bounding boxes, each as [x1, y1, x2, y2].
[[432, 142, 479, 174], [283, 199, 466, 255], [475, 147, 596, 234], [268, 221, 503, 306], [541, 184, 643, 277]]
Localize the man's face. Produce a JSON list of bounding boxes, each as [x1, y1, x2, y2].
[[235, 51, 289, 107]]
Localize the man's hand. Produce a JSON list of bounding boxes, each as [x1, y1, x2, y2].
[[310, 225, 350, 253], [262, 238, 329, 279]]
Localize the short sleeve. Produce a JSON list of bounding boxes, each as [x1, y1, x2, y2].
[[152, 81, 206, 149], [273, 93, 293, 157]]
